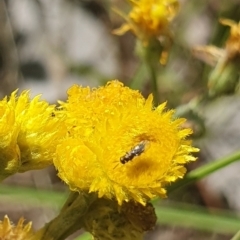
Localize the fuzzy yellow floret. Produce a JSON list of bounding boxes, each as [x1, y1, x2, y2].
[[0, 90, 66, 177], [54, 80, 198, 205], [113, 0, 179, 44]]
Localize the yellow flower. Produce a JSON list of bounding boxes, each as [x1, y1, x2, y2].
[[54, 80, 198, 205], [193, 19, 240, 64], [192, 19, 240, 96], [0, 215, 34, 240], [0, 95, 20, 180], [11, 91, 66, 172], [113, 0, 179, 44], [0, 90, 66, 175], [220, 19, 240, 60]]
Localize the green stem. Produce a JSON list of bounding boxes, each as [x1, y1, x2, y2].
[[33, 191, 97, 240], [147, 61, 159, 104], [135, 39, 161, 104], [130, 62, 148, 90], [169, 150, 240, 192]]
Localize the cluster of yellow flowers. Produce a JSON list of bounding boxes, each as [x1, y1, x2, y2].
[[0, 80, 198, 239], [0, 80, 197, 206], [2, 0, 239, 238], [0, 1, 198, 237]]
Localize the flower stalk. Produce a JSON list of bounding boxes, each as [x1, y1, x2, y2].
[[169, 150, 240, 192], [33, 191, 97, 240], [136, 39, 163, 103]]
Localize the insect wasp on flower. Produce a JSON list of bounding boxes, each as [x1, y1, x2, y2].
[[120, 140, 148, 164]]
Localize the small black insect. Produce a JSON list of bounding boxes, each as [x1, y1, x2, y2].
[[120, 141, 147, 164]]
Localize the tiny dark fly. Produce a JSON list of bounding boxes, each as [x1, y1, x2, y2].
[[120, 141, 147, 164]]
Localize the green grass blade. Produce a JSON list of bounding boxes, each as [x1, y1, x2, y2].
[[155, 203, 240, 234]]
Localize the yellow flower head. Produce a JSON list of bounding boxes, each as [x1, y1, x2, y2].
[[54, 80, 198, 205], [192, 19, 240, 97], [220, 19, 240, 60], [0, 215, 34, 240], [0, 95, 20, 180], [113, 0, 179, 44], [7, 91, 66, 172]]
